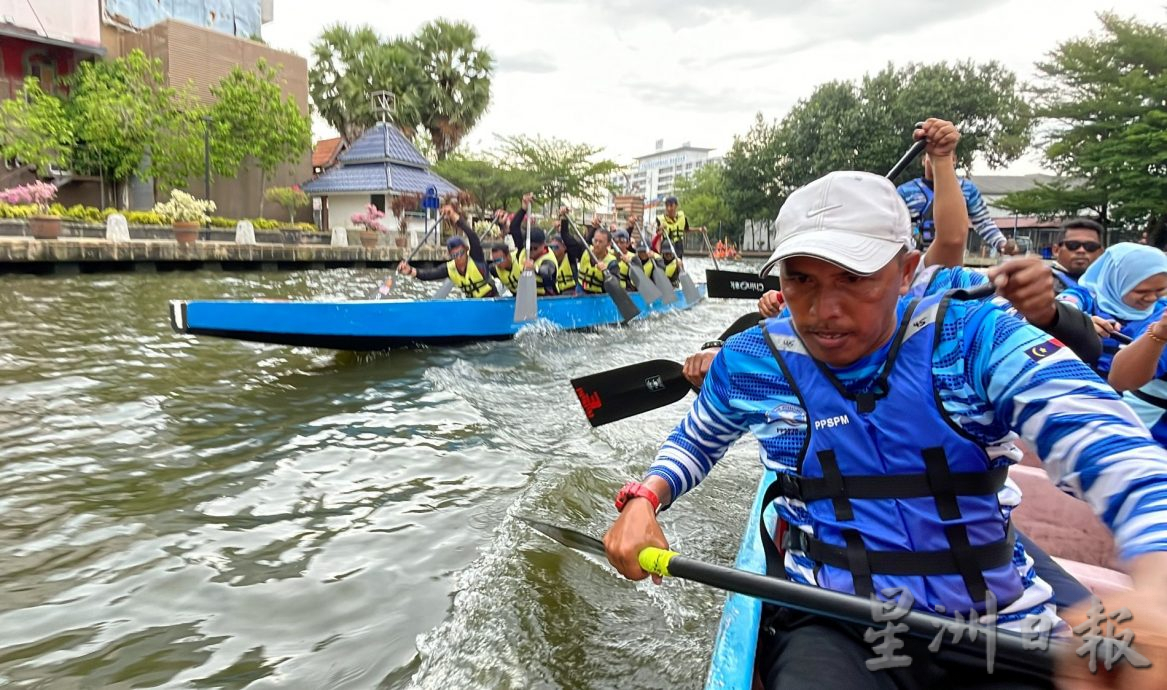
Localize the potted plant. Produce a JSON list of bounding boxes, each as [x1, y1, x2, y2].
[[389, 193, 421, 248], [0, 181, 61, 239], [153, 190, 215, 245], [351, 204, 388, 249]]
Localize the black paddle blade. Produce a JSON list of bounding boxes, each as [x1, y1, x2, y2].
[[604, 274, 641, 323], [520, 518, 607, 559], [720, 311, 764, 340], [706, 269, 780, 299], [571, 359, 690, 427]]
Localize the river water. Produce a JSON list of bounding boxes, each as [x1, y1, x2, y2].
[[0, 258, 764, 690]]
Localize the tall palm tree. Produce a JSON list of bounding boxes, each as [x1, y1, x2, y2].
[[413, 20, 493, 160]]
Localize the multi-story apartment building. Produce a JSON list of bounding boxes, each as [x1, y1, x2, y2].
[[628, 141, 716, 202]]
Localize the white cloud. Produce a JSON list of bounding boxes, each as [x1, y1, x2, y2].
[[266, 0, 1163, 174]]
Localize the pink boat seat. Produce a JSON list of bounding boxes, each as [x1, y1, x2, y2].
[[1009, 464, 1124, 573]]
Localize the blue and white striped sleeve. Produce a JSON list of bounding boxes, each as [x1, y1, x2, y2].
[[969, 305, 1167, 561], [645, 335, 756, 501], [963, 180, 1007, 250]]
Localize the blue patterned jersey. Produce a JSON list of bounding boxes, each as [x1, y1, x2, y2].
[[897, 177, 1007, 250], [648, 292, 1167, 629]]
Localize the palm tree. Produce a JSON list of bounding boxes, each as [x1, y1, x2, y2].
[[413, 20, 493, 160]]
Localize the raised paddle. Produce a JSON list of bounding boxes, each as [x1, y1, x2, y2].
[[368, 212, 442, 299], [521, 519, 1060, 680], [514, 206, 538, 322], [565, 218, 641, 323], [707, 124, 928, 300], [700, 228, 720, 271], [628, 254, 664, 304], [571, 311, 763, 426]]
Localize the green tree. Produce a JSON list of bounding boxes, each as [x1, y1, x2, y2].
[[431, 155, 535, 213], [412, 20, 493, 160], [496, 134, 620, 208], [720, 113, 786, 233], [999, 13, 1167, 236], [673, 164, 732, 236], [67, 50, 202, 205], [0, 77, 73, 182], [264, 186, 309, 222], [211, 60, 313, 216], [309, 24, 423, 144]]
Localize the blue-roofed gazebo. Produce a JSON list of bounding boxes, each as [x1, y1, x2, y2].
[[302, 122, 459, 234]]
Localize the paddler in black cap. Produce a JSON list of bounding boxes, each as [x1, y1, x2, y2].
[[397, 204, 498, 298]]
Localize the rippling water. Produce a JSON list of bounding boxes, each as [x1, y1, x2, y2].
[[0, 259, 764, 689]]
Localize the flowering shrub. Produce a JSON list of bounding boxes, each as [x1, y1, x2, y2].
[[153, 190, 216, 223], [0, 181, 59, 214], [351, 204, 388, 232]]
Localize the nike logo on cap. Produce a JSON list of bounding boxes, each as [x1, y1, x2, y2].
[[806, 204, 843, 218]]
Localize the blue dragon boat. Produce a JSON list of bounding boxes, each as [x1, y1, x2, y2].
[[705, 471, 773, 690], [168, 286, 705, 351]]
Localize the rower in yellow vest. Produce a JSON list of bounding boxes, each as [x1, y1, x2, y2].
[[578, 227, 621, 293], [506, 194, 563, 295], [659, 242, 681, 287], [548, 233, 578, 294], [397, 205, 498, 298], [634, 239, 663, 280], [611, 229, 636, 289], [655, 196, 691, 259], [489, 242, 522, 294]]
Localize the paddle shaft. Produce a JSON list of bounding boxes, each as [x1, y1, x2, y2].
[[639, 547, 1060, 678], [701, 228, 720, 271], [565, 218, 641, 320], [368, 213, 442, 298]]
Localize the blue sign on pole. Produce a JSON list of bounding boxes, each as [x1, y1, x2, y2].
[[422, 185, 440, 209]]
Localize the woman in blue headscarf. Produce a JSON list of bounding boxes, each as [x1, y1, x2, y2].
[[1058, 242, 1167, 443]]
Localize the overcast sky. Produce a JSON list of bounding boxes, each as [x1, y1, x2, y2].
[[263, 0, 1161, 175]]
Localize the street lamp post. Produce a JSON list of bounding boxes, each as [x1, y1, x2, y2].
[[202, 115, 212, 230]]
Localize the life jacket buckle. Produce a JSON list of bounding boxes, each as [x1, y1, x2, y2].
[[776, 472, 802, 500]]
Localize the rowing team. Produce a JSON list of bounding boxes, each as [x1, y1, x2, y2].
[[597, 119, 1167, 689], [396, 194, 697, 299]]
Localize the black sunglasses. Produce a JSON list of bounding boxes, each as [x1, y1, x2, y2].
[[1062, 240, 1102, 252], [549, 243, 564, 250], [449, 249, 467, 258]]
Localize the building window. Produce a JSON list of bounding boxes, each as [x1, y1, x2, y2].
[[371, 194, 386, 212]]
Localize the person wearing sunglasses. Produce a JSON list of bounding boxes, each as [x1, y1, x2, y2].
[[396, 205, 498, 298], [1052, 218, 1105, 292]]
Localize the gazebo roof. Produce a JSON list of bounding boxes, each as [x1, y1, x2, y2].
[[302, 122, 459, 197]]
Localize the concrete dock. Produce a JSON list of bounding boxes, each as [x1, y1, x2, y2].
[[0, 237, 449, 275]]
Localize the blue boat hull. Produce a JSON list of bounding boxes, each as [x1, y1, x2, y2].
[[705, 470, 774, 690], [169, 286, 704, 350]]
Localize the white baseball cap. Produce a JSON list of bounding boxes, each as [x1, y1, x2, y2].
[[760, 171, 913, 278]]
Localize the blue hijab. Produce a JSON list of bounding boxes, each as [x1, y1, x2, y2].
[[1079, 243, 1167, 321]]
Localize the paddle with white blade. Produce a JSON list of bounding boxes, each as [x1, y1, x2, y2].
[[514, 207, 538, 322]]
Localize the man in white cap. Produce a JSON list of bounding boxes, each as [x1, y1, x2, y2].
[[603, 166, 1167, 687]]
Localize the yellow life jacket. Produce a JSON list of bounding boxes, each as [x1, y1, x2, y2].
[[636, 252, 661, 280], [658, 210, 687, 244], [555, 252, 577, 294], [579, 248, 617, 293], [446, 258, 495, 298], [661, 256, 680, 285], [518, 248, 561, 296], [493, 251, 522, 293], [614, 250, 635, 289]]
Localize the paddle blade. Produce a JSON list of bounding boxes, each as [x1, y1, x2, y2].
[[604, 275, 641, 323], [432, 279, 454, 300], [705, 269, 781, 299], [679, 269, 702, 305], [514, 270, 537, 322], [651, 265, 678, 303], [720, 312, 763, 340], [520, 518, 608, 559], [629, 262, 663, 304], [571, 359, 689, 426]]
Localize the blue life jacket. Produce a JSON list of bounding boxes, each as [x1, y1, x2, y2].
[[914, 180, 936, 247], [759, 293, 1023, 616]]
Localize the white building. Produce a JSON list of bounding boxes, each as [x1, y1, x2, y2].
[[628, 141, 716, 203]]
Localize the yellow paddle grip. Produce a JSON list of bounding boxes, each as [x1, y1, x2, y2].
[[638, 547, 679, 577]]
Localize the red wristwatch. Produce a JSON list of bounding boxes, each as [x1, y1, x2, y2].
[[614, 481, 662, 513]]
